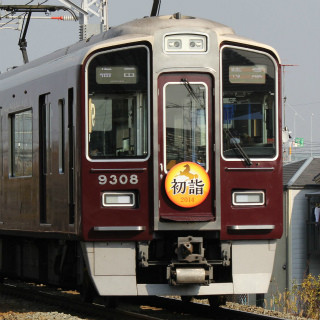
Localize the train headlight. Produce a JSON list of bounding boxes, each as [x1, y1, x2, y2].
[[232, 191, 265, 206], [164, 34, 207, 53], [102, 192, 135, 207]]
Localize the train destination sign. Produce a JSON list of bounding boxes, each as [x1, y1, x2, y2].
[[96, 66, 137, 84], [165, 161, 210, 208], [229, 65, 267, 84]]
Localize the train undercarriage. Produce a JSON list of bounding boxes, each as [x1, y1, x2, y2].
[[0, 233, 276, 300]]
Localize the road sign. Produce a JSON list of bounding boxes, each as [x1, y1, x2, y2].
[[294, 137, 304, 147]]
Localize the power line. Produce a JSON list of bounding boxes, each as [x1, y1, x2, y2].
[[0, 1, 35, 29], [0, 3, 77, 64]]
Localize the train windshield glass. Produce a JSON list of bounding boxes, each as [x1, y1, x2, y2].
[[164, 81, 207, 172], [86, 46, 149, 160], [222, 47, 277, 159]]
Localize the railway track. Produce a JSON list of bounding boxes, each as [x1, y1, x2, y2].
[[0, 280, 163, 320], [0, 279, 292, 320], [139, 296, 292, 320]]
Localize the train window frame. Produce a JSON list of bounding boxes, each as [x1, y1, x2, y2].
[[163, 81, 209, 173], [84, 44, 151, 162], [9, 108, 33, 178], [220, 45, 279, 162]]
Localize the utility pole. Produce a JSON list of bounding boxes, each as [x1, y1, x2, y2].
[[311, 113, 314, 157], [281, 64, 298, 128], [59, 0, 161, 40], [281, 64, 298, 162]]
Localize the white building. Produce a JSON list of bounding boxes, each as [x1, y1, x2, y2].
[[271, 157, 320, 296]]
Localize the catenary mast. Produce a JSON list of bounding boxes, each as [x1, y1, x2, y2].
[[58, 0, 108, 40]]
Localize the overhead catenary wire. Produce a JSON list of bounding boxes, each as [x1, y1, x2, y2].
[[0, 0, 35, 29], [0, 4, 78, 21], [0, 2, 78, 64], [1, 15, 77, 21]]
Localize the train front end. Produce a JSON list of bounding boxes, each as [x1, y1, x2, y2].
[[80, 15, 282, 297]]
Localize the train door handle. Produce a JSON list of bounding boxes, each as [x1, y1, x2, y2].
[[160, 163, 164, 179]]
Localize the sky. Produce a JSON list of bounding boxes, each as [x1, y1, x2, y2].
[[0, 0, 319, 156]]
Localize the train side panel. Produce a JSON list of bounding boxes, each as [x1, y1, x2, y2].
[[0, 64, 81, 234]]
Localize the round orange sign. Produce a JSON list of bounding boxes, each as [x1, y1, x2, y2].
[[165, 162, 210, 208]]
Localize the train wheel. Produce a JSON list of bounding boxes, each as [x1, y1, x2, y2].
[[208, 295, 226, 309], [104, 296, 117, 308], [80, 271, 95, 303], [80, 284, 95, 303], [181, 296, 193, 303]]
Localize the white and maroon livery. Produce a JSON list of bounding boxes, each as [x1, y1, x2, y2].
[[0, 12, 282, 302]]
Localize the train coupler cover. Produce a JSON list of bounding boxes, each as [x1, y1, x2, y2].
[[167, 263, 213, 286]]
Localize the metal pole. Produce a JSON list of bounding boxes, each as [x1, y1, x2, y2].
[[311, 113, 314, 157], [281, 64, 298, 129], [18, 11, 32, 64], [103, 0, 108, 30], [151, 0, 161, 16]]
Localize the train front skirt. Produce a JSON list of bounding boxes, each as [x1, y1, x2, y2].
[[81, 240, 276, 296]]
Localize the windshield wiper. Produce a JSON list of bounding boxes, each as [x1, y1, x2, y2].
[[225, 130, 252, 166], [181, 78, 203, 107]]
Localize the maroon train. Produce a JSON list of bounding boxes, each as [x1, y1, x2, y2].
[[0, 12, 282, 302]]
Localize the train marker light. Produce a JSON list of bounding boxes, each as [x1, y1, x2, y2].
[[164, 34, 207, 52], [165, 161, 210, 208], [102, 192, 135, 207], [232, 191, 265, 206], [167, 39, 182, 49]]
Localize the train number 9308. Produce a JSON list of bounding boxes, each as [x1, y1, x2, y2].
[[98, 174, 139, 185]]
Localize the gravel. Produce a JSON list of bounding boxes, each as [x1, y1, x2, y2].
[[0, 286, 312, 320], [224, 302, 310, 320], [0, 294, 92, 320]]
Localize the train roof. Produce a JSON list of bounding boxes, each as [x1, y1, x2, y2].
[[104, 14, 234, 38], [0, 14, 280, 83]]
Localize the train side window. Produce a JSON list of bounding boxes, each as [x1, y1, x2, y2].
[[10, 109, 33, 177], [58, 99, 65, 174], [86, 45, 149, 160]]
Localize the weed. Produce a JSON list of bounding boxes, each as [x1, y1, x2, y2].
[[271, 274, 320, 319]]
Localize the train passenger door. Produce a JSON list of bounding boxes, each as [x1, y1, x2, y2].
[[39, 90, 75, 227], [39, 93, 51, 224], [0, 107, 2, 222], [68, 88, 75, 225], [158, 73, 215, 222]]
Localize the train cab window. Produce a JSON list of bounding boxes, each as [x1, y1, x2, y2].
[[222, 46, 278, 160], [86, 46, 149, 160], [164, 81, 208, 172], [10, 109, 33, 177]]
